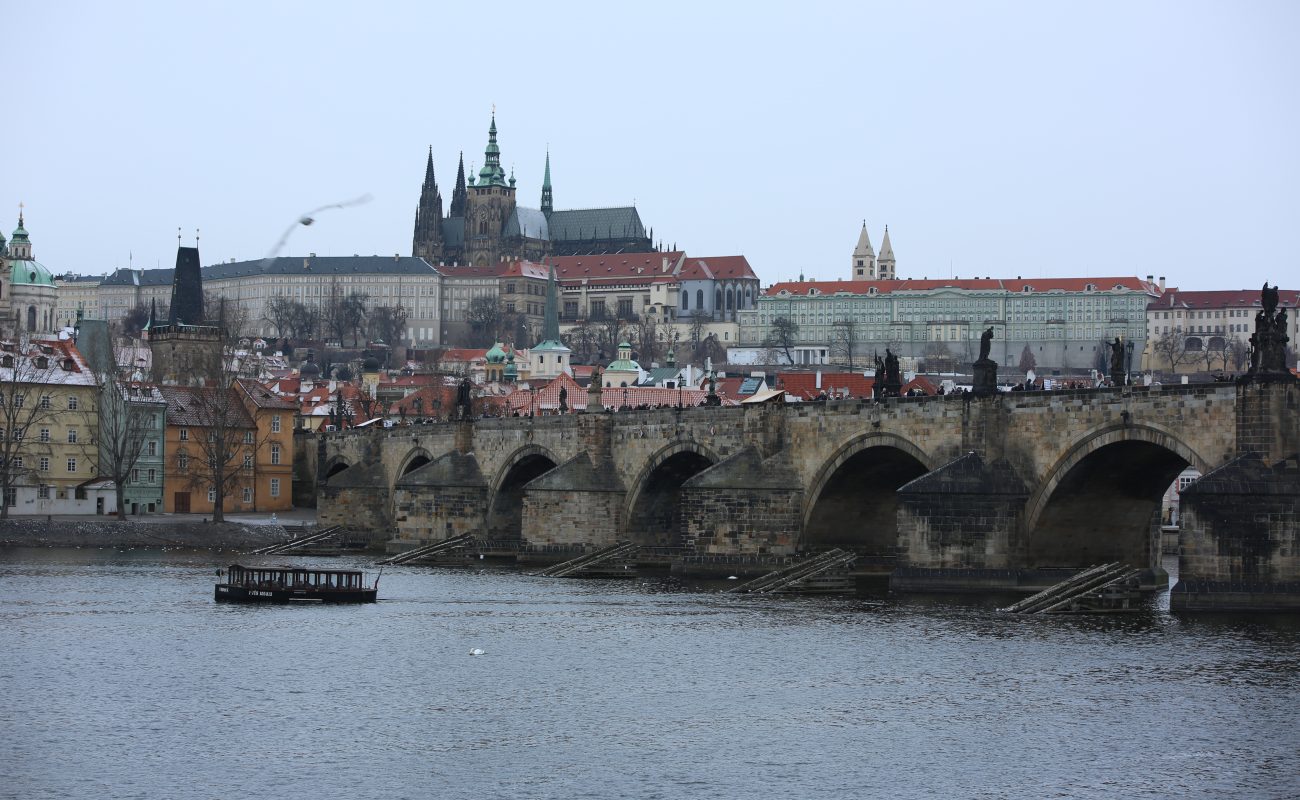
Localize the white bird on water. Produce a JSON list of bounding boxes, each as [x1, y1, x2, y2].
[[468, 648, 486, 656]]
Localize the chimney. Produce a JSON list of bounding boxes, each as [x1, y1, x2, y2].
[[1146, 275, 1153, 283], [1159, 276, 1166, 291]]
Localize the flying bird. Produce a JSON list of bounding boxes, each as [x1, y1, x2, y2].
[[261, 193, 373, 266]]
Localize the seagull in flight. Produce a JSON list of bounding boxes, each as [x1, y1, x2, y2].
[[262, 193, 373, 266]]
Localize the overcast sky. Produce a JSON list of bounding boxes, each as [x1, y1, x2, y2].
[[7, 1, 1297, 292]]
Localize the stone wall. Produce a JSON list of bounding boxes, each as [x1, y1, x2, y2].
[[393, 484, 487, 544], [1172, 453, 1300, 610], [896, 454, 1028, 570], [682, 486, 803, 556], [522, 488, 624, 549]]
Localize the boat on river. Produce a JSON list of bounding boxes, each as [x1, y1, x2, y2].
[[214, 564, 378, 604]]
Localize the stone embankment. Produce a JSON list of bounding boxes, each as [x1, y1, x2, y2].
[[0, 519, 292, 551]]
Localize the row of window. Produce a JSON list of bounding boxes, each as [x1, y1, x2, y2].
[[6, 456, 81, 472], [0, 394, 80, 410]]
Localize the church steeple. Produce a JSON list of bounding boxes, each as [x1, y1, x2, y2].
[[541, 151, 553, 217], [477, 113, 508, 187], [852, 220, 875, 280], [450, 152, 467, 218], [541, 261, 561, 343], [411, 146, 444, 260], [877, 225, 896, 280]]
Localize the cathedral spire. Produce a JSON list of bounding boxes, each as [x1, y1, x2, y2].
[[412, 146, 443, 259], [450, 152, 467, 217], [477, 112, 508, 187], [852, 220, 876, 280], [877, 225, 896, 280], [541, 150, 553, 216]]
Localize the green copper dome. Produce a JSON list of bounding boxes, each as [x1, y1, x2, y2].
[[486, 342, 508, 363], [10, 259, 55, 287]]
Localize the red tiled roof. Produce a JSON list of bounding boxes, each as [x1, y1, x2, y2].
[[775, 372, 875, 400], [765, 277, 1156, 297], [901, 375, 938, 395], [387, 385, 458, 417], [679, 256, 757, 281], [503, 376, 723, 411], [440, 348, 489, 365], [500, 260, 551, 279], [550, 252, 685, 283], [236, 378, 298, 410], [1145, 288, 1300, 310]]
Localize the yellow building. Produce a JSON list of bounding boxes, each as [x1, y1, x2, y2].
[[159, 385, 257, 515], [235, 379, 295, 512], [0, 337, 102, 514]]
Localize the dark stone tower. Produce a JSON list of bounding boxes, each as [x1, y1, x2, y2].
[[412, 147, 444, 261], [541, 151, 553, 217], [464, 114, 517, 267], [449, 152, 467, 219], [169, 246, 205, 325], [151, 245, 222, 385]]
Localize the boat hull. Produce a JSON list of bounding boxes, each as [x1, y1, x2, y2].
[[214, 584, 377, 604]]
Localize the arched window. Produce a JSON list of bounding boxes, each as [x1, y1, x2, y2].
[[726, 288, 734, 310], [681, 292, 688, 311], [696, 289, 704, 309], [27, 307, 37, 332], [715, 288, 722, 311]]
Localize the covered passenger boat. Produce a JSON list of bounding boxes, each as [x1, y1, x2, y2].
[[215, 564, 378, 604]]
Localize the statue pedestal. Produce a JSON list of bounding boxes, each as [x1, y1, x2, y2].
[[972, 359, 998, 397]]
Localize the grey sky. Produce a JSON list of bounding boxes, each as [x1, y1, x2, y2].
[[7, 1, 1297, 291]]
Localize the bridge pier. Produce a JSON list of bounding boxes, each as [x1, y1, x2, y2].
[[392, 452, 487, 548], [681, 447, 804, 557], [1172, 381, 1300, 610]]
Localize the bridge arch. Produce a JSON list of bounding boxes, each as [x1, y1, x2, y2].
[[396, 448, 434, 482], [623, 441, 720, 547], [802, 433, 934, 554], [323, 457, 351, 481], [1023, 423, 1211, 570], [487, 445, 561, 541]]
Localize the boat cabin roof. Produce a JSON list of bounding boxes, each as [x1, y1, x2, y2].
[[226, 563, 366, 578]]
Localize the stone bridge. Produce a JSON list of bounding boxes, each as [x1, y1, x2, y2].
[[314, 380, 1300, 610]]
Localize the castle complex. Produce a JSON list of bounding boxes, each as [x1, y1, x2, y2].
[[411, 115, 654, 266]]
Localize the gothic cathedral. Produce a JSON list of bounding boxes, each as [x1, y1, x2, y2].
[[412, 115, 655, 266]]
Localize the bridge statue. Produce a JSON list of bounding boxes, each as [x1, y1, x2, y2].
[[972, 327, 998, 397], [456, 377, 473, 420], [872, 354, 885, 401], [1109, 338, 1126, 386], [1246, 283, 1294, 379]]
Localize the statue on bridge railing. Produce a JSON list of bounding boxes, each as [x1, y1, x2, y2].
[[872, 354, 885, 400], [1109, 337, 1126, 386], [456, 377, 473, 420], [883, 349, 902, 398], [972, 327, 998, 397], [1245, 283, 1295, 382]]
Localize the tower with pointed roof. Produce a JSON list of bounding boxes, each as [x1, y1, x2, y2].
[[449, 153, 468, 219], [528, 263, 571, 380], [412, 147, 445, 262], [463, 113, 518, 267], [3, 210, 58, 334], [149, 244, 222, 386], [540, 151, 553, 217], [877, 226, 896, 280], [852, 221, 876, 280]]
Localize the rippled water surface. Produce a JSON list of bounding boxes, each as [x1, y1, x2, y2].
[[2, 548, 1298, 800]]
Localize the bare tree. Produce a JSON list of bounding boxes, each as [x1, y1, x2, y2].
[[97, 377, 161, 521], [562, 321, 598, 364], [1227, 338, 1251, 372], [264, 297, 297, 339], [921, 341, 958, 373], [340, 293, 368, 346], [467, 297, 503, 348], [829, 318, 857, 370], [596, 315, 627, 363], [1151, 328, 1191, 373], [0, 338, 93, 519], [762, 317, 799, 365], [687, 310, 709, 361], [368, 305, 409, 347], [632, 316, 663, 365], [1202, 336, 1229, 373], [1018, 344, 1037, 375], [169, 383, 254, 524], [323, 278, 347, 344]]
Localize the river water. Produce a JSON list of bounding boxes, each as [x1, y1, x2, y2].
[[1, 548, 1297, 800]]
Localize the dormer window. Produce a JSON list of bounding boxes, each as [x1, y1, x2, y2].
[[1084, 283, 1096, 292], [34, 356, 48, 369], [1, 355, 12, 368], [1022, 285, 1034, 293], [868, 287, 878, 295]]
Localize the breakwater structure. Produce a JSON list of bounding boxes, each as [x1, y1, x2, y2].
[[308, 373, 1299, 611]]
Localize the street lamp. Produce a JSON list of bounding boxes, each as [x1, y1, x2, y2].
[[622, 387, 629, 411], [1125, 340, 1135, 385]]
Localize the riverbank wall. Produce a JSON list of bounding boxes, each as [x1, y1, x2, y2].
[[0, 519, 292, 550]]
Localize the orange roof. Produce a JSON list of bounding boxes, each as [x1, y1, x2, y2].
[[440, 348, 489, 364], [679, 256, 757, 281], [501, 375, 726, 412], [775, 372, 874, 400], [550, 251, 685, 283]]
